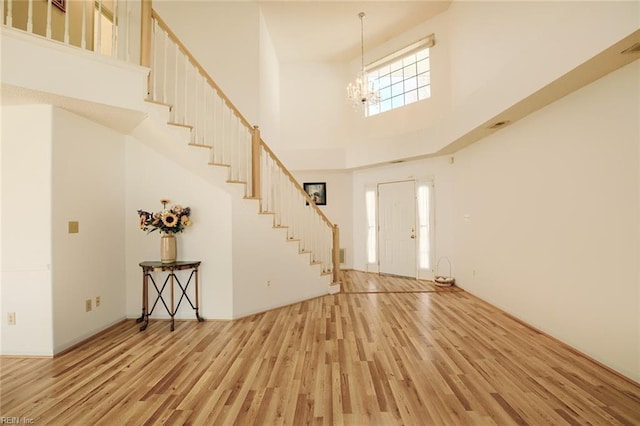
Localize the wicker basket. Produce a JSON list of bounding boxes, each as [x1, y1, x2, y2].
[[434, 257, 455, 287]]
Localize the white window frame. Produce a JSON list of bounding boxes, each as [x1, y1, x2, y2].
[[365, 34, 435, 117]]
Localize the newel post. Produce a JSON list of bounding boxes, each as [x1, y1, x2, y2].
[[332, 225, 341, 284], [251, 126, 261, 199], [140, 0, 152, 94]]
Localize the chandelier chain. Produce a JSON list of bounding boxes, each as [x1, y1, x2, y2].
[[359, 12, 365, 74]]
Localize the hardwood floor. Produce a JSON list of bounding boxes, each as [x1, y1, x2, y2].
[[2, 270, 639, 425]]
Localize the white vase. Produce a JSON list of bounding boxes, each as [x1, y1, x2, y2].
[[160, 233, 177, 263]]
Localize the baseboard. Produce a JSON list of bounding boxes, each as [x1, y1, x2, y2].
[[460, 286, 640, 389], [53, 318, 129, 357], [329, 282, 341, 294]]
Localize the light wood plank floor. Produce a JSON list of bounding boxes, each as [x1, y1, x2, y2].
[[1, 270, 639, 425]]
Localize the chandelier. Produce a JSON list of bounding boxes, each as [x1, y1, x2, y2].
[[346, 12, 380, 110]]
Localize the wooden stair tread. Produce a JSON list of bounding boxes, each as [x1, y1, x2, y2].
[[167, 121, 193, 129], [188, 143, 212, 149]]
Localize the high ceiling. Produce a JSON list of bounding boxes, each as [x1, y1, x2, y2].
[[258, 1, 451, 62]]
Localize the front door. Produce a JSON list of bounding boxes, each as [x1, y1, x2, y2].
[[378, 180, 416, 277]]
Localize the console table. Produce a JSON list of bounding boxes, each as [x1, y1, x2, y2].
[[137, 261, 204, 331]]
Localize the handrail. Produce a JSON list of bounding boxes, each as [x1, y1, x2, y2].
[[150, 10, 253, 131]]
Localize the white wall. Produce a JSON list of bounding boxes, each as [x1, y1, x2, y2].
[[452, 61, 640, 381], [448, 1, 638, 108], [153, 1, 261, 127], [447, 1, 569, 106], [258, 10, 281, 145], [1, 106, 54, 356], [124, 137, 234, 320], [277, 61, 349, 170], [231, 196, 330, 318], [0, 106, 132, 355], [51, 108, 127, 353]]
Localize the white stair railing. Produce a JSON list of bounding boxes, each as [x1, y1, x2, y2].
[[147, 10, 341, 281], [258, 143, 335, 275], [1, 0, 136, 63]]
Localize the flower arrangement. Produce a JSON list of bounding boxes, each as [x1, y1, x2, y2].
[[137, 199, 192, 235]]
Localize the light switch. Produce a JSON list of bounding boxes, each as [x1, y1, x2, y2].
[[68, 221, 79, 234]]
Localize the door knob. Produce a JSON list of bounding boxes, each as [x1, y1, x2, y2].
[[410, 235, 415, 239]]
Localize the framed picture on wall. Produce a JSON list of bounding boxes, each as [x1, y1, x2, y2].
[[303, 182, 327, 206], [52, 0, 66, 12]]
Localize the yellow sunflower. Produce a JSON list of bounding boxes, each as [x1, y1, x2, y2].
[[162, 212, 179, 228]]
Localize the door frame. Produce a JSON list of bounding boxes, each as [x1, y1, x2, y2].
[[365, 178, 435, 280]]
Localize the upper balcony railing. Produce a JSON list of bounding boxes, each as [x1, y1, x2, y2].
[[1, 0, 140, 63]]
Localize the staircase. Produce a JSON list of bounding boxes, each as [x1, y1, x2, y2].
[[142, 7, 341, 287], [1, 0, 342, 302]]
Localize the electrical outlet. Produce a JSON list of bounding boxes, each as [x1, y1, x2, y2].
[[85, 299, 92, 312], [7, 312, 16, 325], [267, 280, 271, 287], [96, 296, 101, 308]]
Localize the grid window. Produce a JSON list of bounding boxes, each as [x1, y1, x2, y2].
[[366, 47, 431, 117]]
